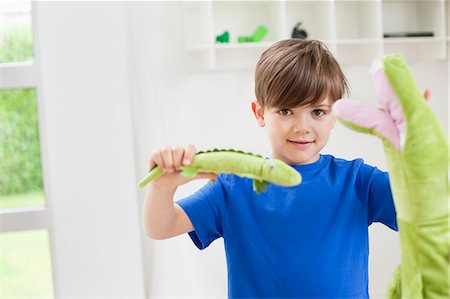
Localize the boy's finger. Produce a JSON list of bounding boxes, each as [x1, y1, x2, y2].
[[171, 145, 184, 171], [149, 159, 156, 170], [183, 144, 197, 165], [160, 146, 174, 173], [423, 89, 431, 101], [149, 148, 163, 170]]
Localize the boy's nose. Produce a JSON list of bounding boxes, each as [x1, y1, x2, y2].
[[293, 116, 311, 133]]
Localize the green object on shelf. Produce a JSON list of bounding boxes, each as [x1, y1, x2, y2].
[[216, 31, 230, 43], [237, 36, 253, 43], [252, 25, 268, 41], [238, 25, 268, 43]]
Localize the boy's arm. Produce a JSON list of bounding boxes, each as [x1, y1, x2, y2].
[[142, 181, 193, 240], [142, 145, 217, 240]]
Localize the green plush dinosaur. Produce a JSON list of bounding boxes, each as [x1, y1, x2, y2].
[[333, 54, 449, 298], [138, 149, 302, 194]]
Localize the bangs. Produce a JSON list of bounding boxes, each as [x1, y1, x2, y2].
[[255, 39, 349, 110], [265, 64, 346, 109]]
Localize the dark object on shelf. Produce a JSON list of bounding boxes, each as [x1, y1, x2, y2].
[[384, 32, 434, 38], [216, 31, 230, 43], [291, 22, 308, 39], [237, 25, 268, 43]]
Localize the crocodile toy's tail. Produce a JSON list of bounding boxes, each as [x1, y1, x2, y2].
[[138, 167, 163, 188]]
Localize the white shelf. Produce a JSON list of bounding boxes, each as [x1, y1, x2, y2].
[[187, 42, 275, 52], [383, 37, 446, 44], [184, 0, 449, 70], [336, 38, 382, 45], [447, 0, 450, 44], [382, 37, 447, 61], [335, 1, 381, 40]]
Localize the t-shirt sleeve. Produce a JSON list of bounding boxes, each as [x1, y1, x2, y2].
[[357, 163, 398, 231], [176, 175, 228, 250]]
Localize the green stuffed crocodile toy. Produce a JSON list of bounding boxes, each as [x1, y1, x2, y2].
[[138, 149, 302, 194], [333, 54, 449, 298]]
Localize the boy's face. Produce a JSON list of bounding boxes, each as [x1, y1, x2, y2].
[[252, 98, 336, 165]]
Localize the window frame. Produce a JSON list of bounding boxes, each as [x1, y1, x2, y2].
[[0, 1, 58, 295]]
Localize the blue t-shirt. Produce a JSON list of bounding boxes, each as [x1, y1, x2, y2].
[[177, 154, 397, 298]]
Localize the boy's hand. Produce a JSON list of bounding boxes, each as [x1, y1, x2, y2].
[[148, 144, 217, 188]]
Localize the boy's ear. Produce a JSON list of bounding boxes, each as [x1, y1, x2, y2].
[[251, 100, 265, 127]]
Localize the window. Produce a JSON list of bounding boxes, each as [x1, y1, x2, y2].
[[1, 1, 33, 63], [0, 1, 55, 297], [1, 230, 54, 297], [1, 88, 45, 209]]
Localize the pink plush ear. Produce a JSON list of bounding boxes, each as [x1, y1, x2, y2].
[[332, 58, 408, 150], [333, 99, 401, 149], [371, 59, 406, 144]]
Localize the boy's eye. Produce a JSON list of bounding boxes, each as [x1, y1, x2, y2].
[[312, 109, 326, 117], [278, 109, 293, 116]]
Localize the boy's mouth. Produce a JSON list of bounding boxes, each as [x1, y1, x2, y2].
[[288, 139, 314, 149]]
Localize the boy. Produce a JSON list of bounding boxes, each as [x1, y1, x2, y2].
[[143, 39, 397, 298]]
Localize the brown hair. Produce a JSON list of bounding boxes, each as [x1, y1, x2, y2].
[[255, 39, 349, 109]]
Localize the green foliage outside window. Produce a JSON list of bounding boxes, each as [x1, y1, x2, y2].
[[0, 89, 43, 196], [1, 23, 33, 63], [0, 230, 55, 297], [1, 20, 42, 196]]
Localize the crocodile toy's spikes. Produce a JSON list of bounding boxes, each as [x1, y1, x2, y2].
[[138, 149, 302, 193], [196, 148, 263, 159], [333, 55, 449, 298]]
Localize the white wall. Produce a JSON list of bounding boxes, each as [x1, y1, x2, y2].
[[35, 2, 145, 297], [35, 2, 448, 298]]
